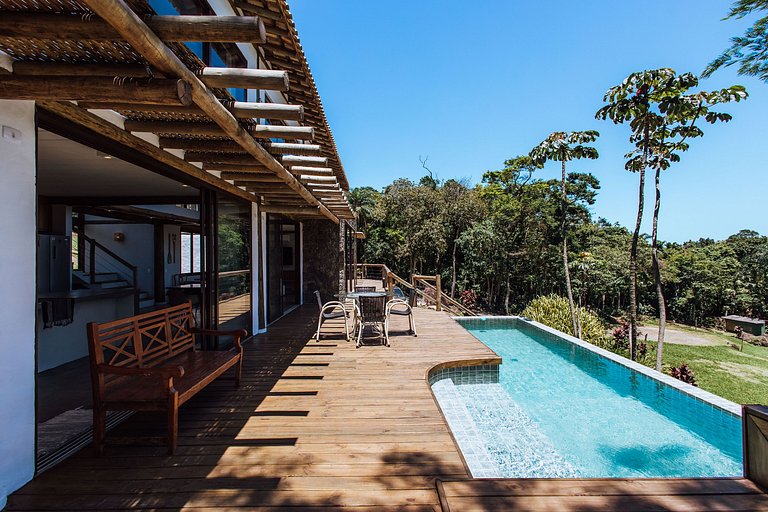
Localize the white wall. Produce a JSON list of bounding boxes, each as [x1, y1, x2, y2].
[[0, 100, 37, 506]]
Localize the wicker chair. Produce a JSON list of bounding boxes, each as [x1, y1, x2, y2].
[[386, 288, 417, 338], [355, 286, 376, 292], [356, 294, 388, 348], [314, 290, 350, 341]]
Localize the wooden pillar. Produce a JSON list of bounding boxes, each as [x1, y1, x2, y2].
[[435, 274, 442, 312]]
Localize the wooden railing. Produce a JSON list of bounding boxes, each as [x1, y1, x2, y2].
[[355, 264, 476, 317]]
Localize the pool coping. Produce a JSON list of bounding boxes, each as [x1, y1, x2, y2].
[[451, 315, 742, 417]]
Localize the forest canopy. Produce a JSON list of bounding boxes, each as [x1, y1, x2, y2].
[[348, 165, 768, 327]]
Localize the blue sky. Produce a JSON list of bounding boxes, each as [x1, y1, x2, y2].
[[290, 1, 766, 243]]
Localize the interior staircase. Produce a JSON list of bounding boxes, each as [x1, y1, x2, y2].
[[73, 230, 155, 312]]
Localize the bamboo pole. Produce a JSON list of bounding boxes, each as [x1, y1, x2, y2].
[[123, 120, 314, 140], [282, 155, 328, 166], [82, 0, 339, 223]]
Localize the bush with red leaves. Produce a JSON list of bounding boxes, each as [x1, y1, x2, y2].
[[669, 363, 697, 386]]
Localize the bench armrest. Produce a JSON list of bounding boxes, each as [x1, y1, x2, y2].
[[190, 327, 247, 352]]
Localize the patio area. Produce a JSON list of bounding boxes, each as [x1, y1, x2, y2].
[[8, 306, 768, 511]]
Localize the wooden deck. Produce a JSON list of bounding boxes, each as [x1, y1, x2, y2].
[[9, 306, 768, 511]]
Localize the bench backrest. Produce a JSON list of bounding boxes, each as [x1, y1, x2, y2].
[[87, 302, 195, 370]]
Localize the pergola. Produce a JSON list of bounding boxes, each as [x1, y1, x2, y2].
[[0, 0, 353, 222]]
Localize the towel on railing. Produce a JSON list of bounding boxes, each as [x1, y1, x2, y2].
[[41, 298, 75, 328]]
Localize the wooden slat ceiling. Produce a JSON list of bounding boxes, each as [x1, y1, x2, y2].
[[0, 0, 353, 221]]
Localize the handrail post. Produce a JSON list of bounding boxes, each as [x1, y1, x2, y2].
[[132, 267, 140, 314], [89, 240, 96, 285], [435, 274, 442, 312]]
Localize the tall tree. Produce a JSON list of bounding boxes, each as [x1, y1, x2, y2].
[[530, 131, 600, 338], [704, 0, 768, 82], [596, 69, 746, 362], [645, 74, 746, 369], [596, 71, 664, 361]]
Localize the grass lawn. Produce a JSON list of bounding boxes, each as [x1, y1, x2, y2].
[[641, 323, 768, 404]]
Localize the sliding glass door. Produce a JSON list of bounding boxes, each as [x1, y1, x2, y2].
[[267, 215, 300, 324], [216, 197, 251, 332]]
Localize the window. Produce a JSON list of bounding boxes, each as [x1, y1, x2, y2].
[[180, 232, 201, 273]]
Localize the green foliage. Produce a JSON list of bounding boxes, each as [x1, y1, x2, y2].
[[704, 0, 768, 81], [521, 294, 607, 346]]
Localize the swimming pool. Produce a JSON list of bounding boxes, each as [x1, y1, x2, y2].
[[430, 317, 743, 479]]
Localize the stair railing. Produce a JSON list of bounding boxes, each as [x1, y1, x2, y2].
[[76, 230, 140, 313]]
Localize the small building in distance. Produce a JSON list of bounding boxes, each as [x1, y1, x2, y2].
[[723, 315, 766, 336]]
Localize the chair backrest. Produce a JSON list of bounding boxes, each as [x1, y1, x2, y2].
[[313, 290, 323, 309], [358, 295, 386, 323], [355, 286, 376, 292]]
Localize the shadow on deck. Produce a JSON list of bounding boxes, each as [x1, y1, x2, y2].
[[8, 305, 768, 511]]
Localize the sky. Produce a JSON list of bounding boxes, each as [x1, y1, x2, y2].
[[289, 1, 766, 243]]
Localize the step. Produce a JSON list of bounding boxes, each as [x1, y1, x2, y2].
[[99, 280, 130, 289]]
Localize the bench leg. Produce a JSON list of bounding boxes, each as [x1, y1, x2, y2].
[[167, 393, 179, 455], [93, 406, 106, 455], [235, 357, 243, 388]]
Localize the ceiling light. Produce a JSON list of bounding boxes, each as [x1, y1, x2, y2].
[[96, 151, 113, 160]]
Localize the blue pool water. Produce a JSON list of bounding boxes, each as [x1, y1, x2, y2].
[[433, 318, 742, 478]]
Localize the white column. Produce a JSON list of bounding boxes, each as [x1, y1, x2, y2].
[[251, 202, 260, 334], [299, 222, 304, 305], [0, 100, 37, 506]]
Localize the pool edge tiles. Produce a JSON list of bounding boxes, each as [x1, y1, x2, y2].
[[453, 315, 742, 418]]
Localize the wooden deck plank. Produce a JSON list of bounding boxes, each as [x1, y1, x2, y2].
[[9, 305, 767, 511]]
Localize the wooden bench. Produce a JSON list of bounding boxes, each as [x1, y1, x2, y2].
[[87, 302, 246, 454]]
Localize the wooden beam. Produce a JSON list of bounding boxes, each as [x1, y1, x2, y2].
[[0, 76, 191, 105], [82, 0, 337, 223], [228, 101, 303, 121], [300, 175, 337, 183], [185, 152, 257, 164], [37, 101, 254, 203], [259, 205, 322, 215], [289, 166, 335, 174], [264, 142, 321, 155], [77, 100, 303, 121], [202, 163, 271, 173], [221, 172, 283, 182], [123, 120, 314, 140], [236, 181, 291, 189], [282, 155, 328, 167], [159, 138, 246, 152], [199, 68, 288, 90], [289, 168, 333, 177], [0, 13, 267, 43]]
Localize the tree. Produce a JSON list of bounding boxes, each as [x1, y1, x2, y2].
[[644, 73, 746, 370], [440, 179, 484, 298], [347, 186, 380, 260], [596, 69, 746, 363], [704, 1, 768, 82], [530, 131, 599, 339]]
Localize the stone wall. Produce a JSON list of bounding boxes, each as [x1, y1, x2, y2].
[[302, 219, 341, 303]]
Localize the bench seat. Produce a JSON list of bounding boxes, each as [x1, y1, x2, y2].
[[104, 350, 241, 406]]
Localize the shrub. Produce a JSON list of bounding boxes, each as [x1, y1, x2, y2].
[[460, 289, 480, 310], [521, 294, 607, 347], [669, 363, 697, 386]]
